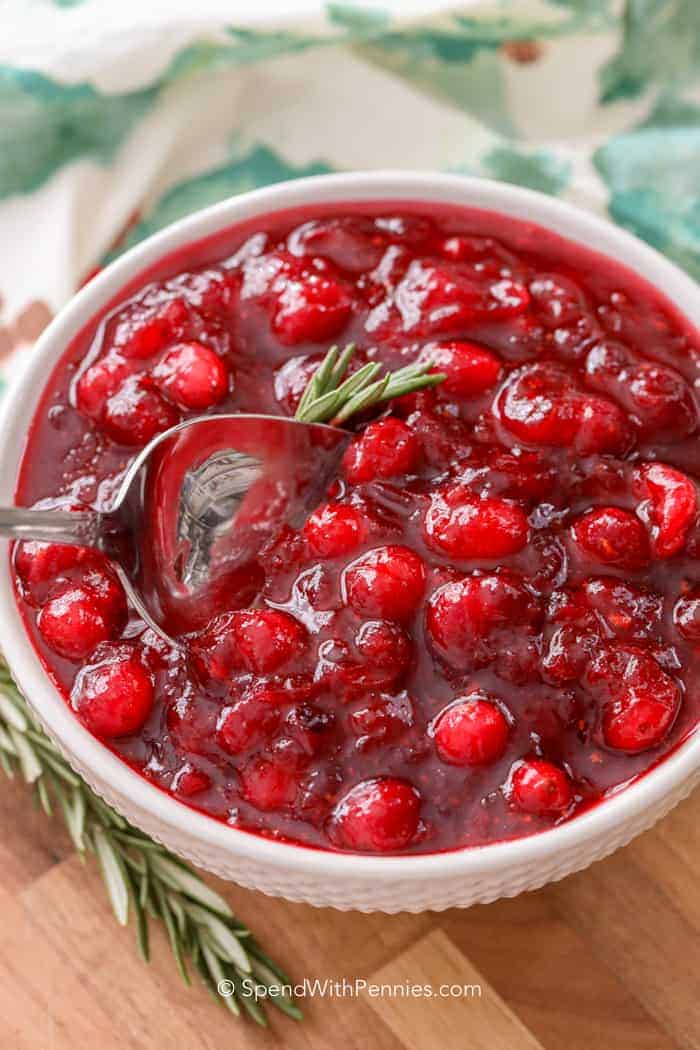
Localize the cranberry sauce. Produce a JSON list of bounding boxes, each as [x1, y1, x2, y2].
[[13, 201, 700, 854]]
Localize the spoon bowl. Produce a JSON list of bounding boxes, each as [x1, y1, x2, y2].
[[0, 414, 349, 642]]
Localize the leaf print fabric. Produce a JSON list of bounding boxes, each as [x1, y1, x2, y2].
[[0, 0, 696, 382]]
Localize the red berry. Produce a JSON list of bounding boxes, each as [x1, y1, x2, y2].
[[240, 755, 299, 811], [330, 777, 421, 851], [674, 588, 700, 641], [37, 586, 112, 659], [172, 765, 212, 797], [582, 577, 662, 642], [497, 362, 628, 454], [433, 693, 509, 766], [354, 619, 411, 681], [586, 643, 681, 753], [72, 649, 154, 737], [423, 485, 529, 559], [153, 342, 228, 410], [303, 502, 368, 558], [14, 541, 85, 606], [634, 462, 698, 558], [81, 564, 128, 633], [602, 690, 679, 753], [273, 272, 351, 346], [217, 696, 281, 755], [342, 418, 419, 485], [510, 759, 573, 815], [102, 376, 179, 446], [119, 299, 189, 359], [343, 545, 426, 621], [191, 608, 306, 679], [75, 355, 131, 420], [426, 572, 538, 670], [422, 341, 501, 398], [572, 507, 650, 571]]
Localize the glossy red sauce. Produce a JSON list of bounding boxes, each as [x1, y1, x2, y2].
[[13, 200, 700, 853]]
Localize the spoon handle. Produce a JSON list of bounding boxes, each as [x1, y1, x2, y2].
[[0, 508, 104, 548]]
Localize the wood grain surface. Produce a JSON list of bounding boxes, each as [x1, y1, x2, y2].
[[2, 773, 698, 1050]]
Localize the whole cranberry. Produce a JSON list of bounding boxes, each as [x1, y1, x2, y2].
[[272, 271, 351, 346], [423, 485, 529, 560], [602, 689, 679, 753], [14, 541, 88, 607], [342, 545, 426, 621], [240, 755, 299, 811], [75, 354, 131, 421], [102, 376, 179, 446], [510, 759, 573, 815], [433, 692, 509, 766], [303, 501, 369, 558], [342, 417, 419, 485], [37, 586, 112, 659], [426, 572, 538, 670], [217, 696, 281, 756], [329, 777, 421, 851], [422, 341, 501, 398], [72, 649, 154, 738], [572, 507, 650, 571], [152, 341, 228, 410], [634, 462, 698, 558], [172, 765, 212, 798], [191, 608, 307, 679]]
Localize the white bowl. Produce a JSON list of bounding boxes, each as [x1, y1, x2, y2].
[[1, 172, 699, 913]]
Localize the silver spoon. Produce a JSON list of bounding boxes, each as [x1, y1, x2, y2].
[[0, 414, 349, 643]]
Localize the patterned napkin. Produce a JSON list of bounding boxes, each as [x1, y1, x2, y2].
[[0, 0, 698, 385]]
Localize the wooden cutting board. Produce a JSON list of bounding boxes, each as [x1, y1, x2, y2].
[[1, 773, 698, 1050]]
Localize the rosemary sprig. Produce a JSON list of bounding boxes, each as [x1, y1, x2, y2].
[[0, 662, 301, 1026], [295, 343, 445, 425]]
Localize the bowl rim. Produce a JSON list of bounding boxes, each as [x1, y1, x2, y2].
[[1, 169, 699, 881]]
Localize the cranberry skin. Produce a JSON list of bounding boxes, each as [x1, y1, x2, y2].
[[628, 362, 696, 440], [634, 462, 698, 558], [303, 502, 369, 558], [152, 342, 228, 410], [342, 545, 426, 622], [119, 298, 189, 359], [75, 355, 130, 420], [433, 693, 509, 767], [426, 572, 538, 670], [496, 362, 628, 454], [72, 652, 154, 738], [342, 418, 419, 485], [582, 577, 662, 642], [192, 608, 307, 678], [272, 272, 351, 346], [602, 691, 679, 753], [14, 541, 87, 606], [102, 376, 179, 446], [354, 620, 411, 680], [329, 777, 421, 852], [423, 341, 501, 398], [510, 759, 573, 816], [240, 755, 299, 811], [423, 485, 529, 560], [674, 589, 700, 641], [586, 643, 681, 752], [37, 587, 112, 659], [273, 354, 321, 415], [217, 696, 281, 756], [173, 765, 212, 797], [572, 507, 650, 571]]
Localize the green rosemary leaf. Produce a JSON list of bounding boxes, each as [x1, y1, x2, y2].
[[147, 853, 233, 920], [0, 661, 300, 1026], [295, 343, 446, 426], [94, 826, 130, 926], [153, 880, 190, 986]]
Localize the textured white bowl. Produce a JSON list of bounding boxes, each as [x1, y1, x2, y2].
[[1, 172, 700, 913]]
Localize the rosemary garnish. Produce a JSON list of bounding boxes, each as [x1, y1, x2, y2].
[[294, 343, 445, 425], [0, 662, 301, 1026]]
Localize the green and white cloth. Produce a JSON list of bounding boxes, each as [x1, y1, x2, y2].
[[0, 0, 698, 381]]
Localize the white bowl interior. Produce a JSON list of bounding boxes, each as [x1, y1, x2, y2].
[[1, 171, 699, 891]]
